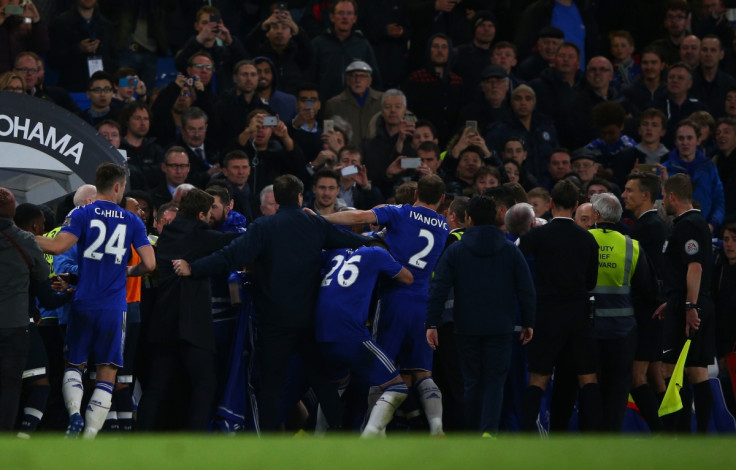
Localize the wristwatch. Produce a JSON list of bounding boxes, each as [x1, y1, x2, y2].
[[685, 302, 699, 310]]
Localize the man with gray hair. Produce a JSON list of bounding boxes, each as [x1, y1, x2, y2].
[[588, 192, 655, 432], [505, 202, 536, 237], [73, 185, 97, 207], [259, 185, 279, 217]]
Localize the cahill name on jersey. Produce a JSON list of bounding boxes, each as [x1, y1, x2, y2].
[[61, 200, 150, 310], [372, 204, 449, 294]]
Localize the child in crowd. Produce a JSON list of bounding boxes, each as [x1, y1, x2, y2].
[[609, 30, 641, 90]]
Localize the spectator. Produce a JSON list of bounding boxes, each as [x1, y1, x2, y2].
[[0, 0, 46, 73], [214, 59, 271, 148], [362, 89, 416, 198], [691, 35, 736, 118], [79, 71, 121, 126], [491, 41, 524, 91], [406, 0, 470, 71], [259, 184, 278, 217], [334, 145, 384, 210], [112, 67, 148, 107], [609, 30, 640, 91], [458, 65, 513, 137], [324, 60, 383, 145], [150, 146, 191, 210], [253, 56, 296, 122], [174, 5, 247, 94], [452, 11, 497, 95], [244, 8, 311, 95], [529, 41, 584, 126], [48, 0, 117, 92], [662, 120, 725, 231], [679, 35, 701, 71], [515, 26, 564, 81], [485, 84, 559, 182], [653, 62, 709, 149], [13, 52, 79, 113], [118, 102, 164, 190], [209, 150, 256, 223], [515, 0, 598, 68], [403, 33, 464, 146], [714, 117, 736, 219], [650, 1, 691, 65], [173, 106, 220, 189], [356, 0, 410, 89], [309, 0, 382, 102], [621, 46, 667, 113], [233, 109, 307, 195]]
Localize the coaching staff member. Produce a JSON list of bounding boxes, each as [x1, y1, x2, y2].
[[426, 195, 535, 437], [655, 173, 715, 433], [173, 174, 370, 431], [518, 180, 601, 433]]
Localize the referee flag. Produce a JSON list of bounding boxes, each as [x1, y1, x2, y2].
[[658, 339, 691, 417]]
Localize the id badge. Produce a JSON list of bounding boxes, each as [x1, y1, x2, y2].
[[87, 56, 103, 76]]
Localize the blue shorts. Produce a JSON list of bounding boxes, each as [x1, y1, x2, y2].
[[373, 292, 433, 372], [319, 340, 399, 387], [65, 307, 126, 368]]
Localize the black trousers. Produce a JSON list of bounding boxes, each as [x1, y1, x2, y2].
[[257, 325, 341, 431], [137, 341, 216, 431], [0, 326, 29, 430]]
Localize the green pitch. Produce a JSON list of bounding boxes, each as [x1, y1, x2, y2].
[[1, 435, 734, 469]]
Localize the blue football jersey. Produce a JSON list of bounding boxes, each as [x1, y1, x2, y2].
[[61, 200, 149, 310], [372, 204, 449, 294], [315, 246, 403, 342]]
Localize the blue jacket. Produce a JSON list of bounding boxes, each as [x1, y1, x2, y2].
[[426, 225, 535, 335], [663, 149, 725, 228]]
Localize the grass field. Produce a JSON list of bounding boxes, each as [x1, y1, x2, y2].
[[1, 434, 734, 469]]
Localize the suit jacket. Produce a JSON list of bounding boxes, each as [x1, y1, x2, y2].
[[190, 204, 370, 328], [149, 217, 240, 350], [519, 217, 599, 303]]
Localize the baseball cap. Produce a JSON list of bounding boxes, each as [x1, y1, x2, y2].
[[345, 60, 372, 75], [538, 26, 564, 40], [571, 147, 600, 163], [481, 65, 508, 80]]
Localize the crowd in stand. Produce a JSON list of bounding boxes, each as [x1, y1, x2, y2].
[[2, 0, 736, 437]]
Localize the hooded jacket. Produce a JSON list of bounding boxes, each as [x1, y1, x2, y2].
[[663, 148, 725, 228], [426, 224, 535, 335]]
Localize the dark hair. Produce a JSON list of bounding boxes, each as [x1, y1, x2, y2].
[[118, 101, 151, 133], [338, 145, 363, 163], [503, 181, 528, 203], [156, 201, 179, 219], [558, 41, 581, 60], [663, 173, 693, 201], [181, 106, 208, 127], [665, 0, 690, 15], [314, 168, 340, 186], [474, 165, 501, 184], [415, 119, 437, 138], [627, 172, 660, 204], [592, 101, 626, 129], [95, 163, 127, 193], [467, 195, 497, 226], [96, 119, 122, 133], [113, 67, 138, 81], [669, 62, 693, 79], [417, 141, 441, 157], [395, 181, 417, 205], [13, 203, 43, 231], [195, 5, 220, 22], [484, 185, 515, 209], [273, 174, 304, 205], [493, 41, 518, 56], [332, 0, 358, 14], [187, 50, 215, 67], [206, 184, 232, 206], [165, 145, 188, 163], [551, 179, 581, 209], [417, 174, 446, 205], [222, 150, 249, 167], [641, 108, 667, 128], [609, 30, 635, 48], [676, 119, 701, 139], [179, 188, 214, 219], [233, 59, 255, 75], [448, 196, 469, 223], [295, 82, 320, 98], [459, 145, 485, 161], [126, 189, 155, 227], [88, 71, 114, 89]]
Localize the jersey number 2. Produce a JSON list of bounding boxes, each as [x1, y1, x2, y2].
[[408, 228, 434, 269], [83, 220, 128, 265]]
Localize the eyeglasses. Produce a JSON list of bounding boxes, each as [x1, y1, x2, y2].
[[587, 67, 612, 73], [89, 87, 113, 93], [4, 86, 24, 92], [179, 91, 191, 98], [572, 161, 595, 170], [192, 64, 214, 71], [15, 67, 38, 74], [347, 73, 370, 80], [166, 163, 190, 170]]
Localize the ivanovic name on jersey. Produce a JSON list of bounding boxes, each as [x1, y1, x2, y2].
[[409, 209, 449, 230]]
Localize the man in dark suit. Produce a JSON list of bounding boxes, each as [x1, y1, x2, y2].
[[137, 189, 239, 431], [172, 174, 370, 431], [622, 172, 669, 432], [518, 180, 601, 433]]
